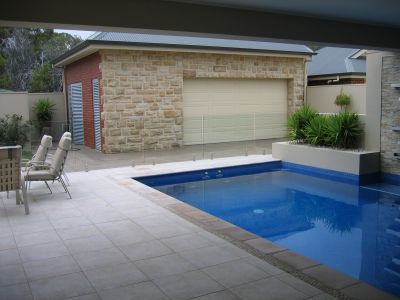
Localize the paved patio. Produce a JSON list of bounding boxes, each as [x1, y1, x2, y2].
[[0, 155, 396, 300]]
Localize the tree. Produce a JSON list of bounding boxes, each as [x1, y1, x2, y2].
[[28, 63, 53, 92], [0, 27, 82, 91]]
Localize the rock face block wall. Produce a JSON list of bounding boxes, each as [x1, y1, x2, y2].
[[100, 50, 306, 153], [381, 54, 400, 175]]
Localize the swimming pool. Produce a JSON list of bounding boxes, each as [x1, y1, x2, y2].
[[136, 162, 400, 297]]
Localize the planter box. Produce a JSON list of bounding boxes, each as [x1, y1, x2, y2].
[[272, 142, 380, 175]]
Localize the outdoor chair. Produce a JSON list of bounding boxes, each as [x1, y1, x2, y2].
[[32, 132, 72, 186], [25, 134, 52, 169], [0, 146, 29, 214], [24, 136, 72, 199]]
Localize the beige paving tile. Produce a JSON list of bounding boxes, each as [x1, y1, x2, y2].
[[0, 248, 21, 267], [66, 294, 101, 300], [23, 255, 81, 281], [242, 256, 284, 276], [192, 290, 241, 300], [179, 245, 239, 268], [135, 253, 197, 279], [119, 240, 173, 261], [203, 259, 270, 288], [0, 283, 32, 300], [64, 234, 114, 254], [56, 224, 101, 241], [308, 293, 337, 300], [29, 272, 94, 300], [231, 277, 308, 300], [73, 247, 129, 270], [0, 234, 16, 251], [11, 220, 53, 235], [277, 272, 322, 297], [84, 262, 148, 291], [161, 233, 214, 252], [0, 263, 26, 287], [86, 211, 127, 224], [49, 216, 92, 229], [154, 270, 224, 300], [14, 229, 61, 247], [99, 281, 168, 300], [144, 222, 194, 239], [19, 241, 69, 262]]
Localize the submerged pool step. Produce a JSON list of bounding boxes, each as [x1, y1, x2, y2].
[[387, 228, 400, 238], [384, 259, 400, 278], [393, 258, 400, 266]]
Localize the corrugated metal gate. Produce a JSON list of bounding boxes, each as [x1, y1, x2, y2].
[[68, 82, 84, 145], [92, 79, 101, 151]]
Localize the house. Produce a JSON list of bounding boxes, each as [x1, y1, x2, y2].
[[307, 47, 366, 86], [306, 47, 367, 114], [54, 32, 313, 153]]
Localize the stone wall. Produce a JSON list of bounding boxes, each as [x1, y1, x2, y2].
[[381, 54, 400, 175], [100, 49, 306, 153]]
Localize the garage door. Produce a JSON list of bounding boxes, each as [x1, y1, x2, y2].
[[183, 79, 287, 145]]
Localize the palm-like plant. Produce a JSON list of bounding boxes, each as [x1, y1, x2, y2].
[[33, 98, 55, 132], [304, 115, 328, 146], [287, 105, 318, 141], [325, 112, 362, 148]]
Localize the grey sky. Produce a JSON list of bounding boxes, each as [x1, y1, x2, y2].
[[54, 29, 95, 40]]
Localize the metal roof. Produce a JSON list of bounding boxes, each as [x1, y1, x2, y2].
[[88, 32, 313, 54], [308, 47, 366, 77], [54, 32, 313, 66]]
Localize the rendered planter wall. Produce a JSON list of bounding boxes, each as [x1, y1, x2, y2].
[[272, 141, 380, 175]]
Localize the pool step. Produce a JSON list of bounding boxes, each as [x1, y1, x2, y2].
[[387, 228, 400, 238], [393, 258, 400, 266], [384, 263, 400, 278]]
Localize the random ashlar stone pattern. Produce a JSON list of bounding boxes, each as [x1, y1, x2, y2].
[[100, 50, 306, 153], [381, 54, 400, 175]]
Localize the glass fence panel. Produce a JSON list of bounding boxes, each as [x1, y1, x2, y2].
[[23, 113, 289, 172]]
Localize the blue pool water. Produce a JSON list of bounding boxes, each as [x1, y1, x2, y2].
[[137, 164, 400, 297]]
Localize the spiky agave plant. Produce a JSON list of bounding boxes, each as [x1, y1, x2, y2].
[[325, 112, 362, 149], [304, 115, 328, 146], [287, 105, 318, 142]]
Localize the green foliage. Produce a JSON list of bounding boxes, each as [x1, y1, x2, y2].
[[0, 114, 29, 147], [0, 27, 82, 91], [334, 91, 351, 111], [325, 112, 362, 149], [304, 115, 328, 146], [28, 63, 52, 92], [288, 106, 363, 149], [33, 98, 55, 130], [287, 105, 318, 141]]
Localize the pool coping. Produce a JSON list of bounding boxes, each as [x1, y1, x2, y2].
[[124, 156, 398, 300]]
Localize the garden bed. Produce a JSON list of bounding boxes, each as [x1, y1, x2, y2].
[[272, 141, 380, 176]]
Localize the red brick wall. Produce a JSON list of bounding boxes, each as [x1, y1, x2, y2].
[[64, 52, 102, 149]]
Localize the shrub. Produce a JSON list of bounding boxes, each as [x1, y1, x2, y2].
[[287, 105, 318, 141], [33, 98, 55, 131], [304, 115, 328, 146], [334, 91, 351, 111], [0, 114, 30, 147], [325, 112, 362, 149]]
